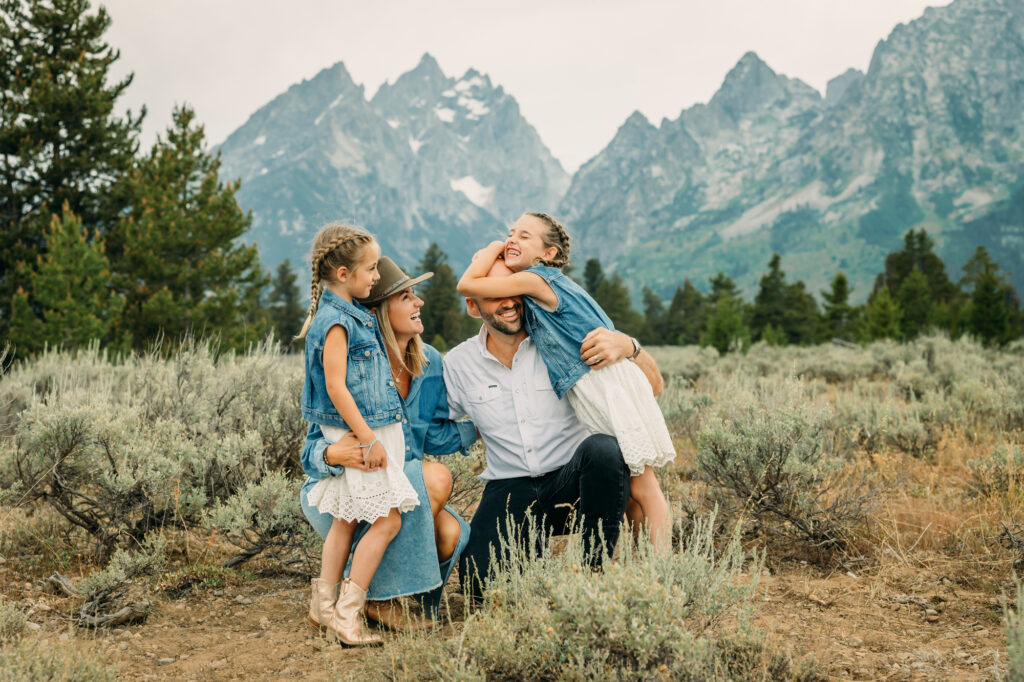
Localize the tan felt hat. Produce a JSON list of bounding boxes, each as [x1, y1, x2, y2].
[[358, 256, 433, 307]]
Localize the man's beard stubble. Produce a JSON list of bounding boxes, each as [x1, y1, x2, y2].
[[480, 301, 524, 336]]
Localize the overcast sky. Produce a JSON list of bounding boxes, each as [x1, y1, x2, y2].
[[102, 0, 952, 173]]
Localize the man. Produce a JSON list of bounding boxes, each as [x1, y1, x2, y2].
[[444, 259, 663, 601]]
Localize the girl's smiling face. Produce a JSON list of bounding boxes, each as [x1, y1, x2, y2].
[[386, 286, 424, 340], [504, 214, 558, 272]]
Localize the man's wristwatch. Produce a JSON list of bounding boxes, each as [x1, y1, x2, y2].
[[629, 336, 642, 360]]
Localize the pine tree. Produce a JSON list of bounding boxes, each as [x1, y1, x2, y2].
[[1, 0, 141, 340], [641, 286, 666, 344], [896, 267, 932, 339], [822, 272, 855, 340], [876, 229, 958, 331], [701, 272, 750, 353], [665, 279, 705, 345], [8, 205, 125, 355], [583, 258, 605, 295], [750, 254, 820, 345], [266, 259, 305, 349], [110, 106, 268, 351], [700, 295, 750, 354], [594, 273, 645, 337], [417, 243, 476, 349], [862, 287, 902, 341], [961, 246, 1015, 346]]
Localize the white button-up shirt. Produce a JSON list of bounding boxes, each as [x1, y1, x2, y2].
[[443, 326, 590, 480]]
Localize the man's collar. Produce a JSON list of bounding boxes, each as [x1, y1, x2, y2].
[[476, 324, 530, 364]]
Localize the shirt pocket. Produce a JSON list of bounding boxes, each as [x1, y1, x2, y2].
[[347, 340, 382, 413], [466, 383, 504, 424]]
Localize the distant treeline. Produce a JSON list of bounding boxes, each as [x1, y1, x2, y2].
[[3, 1, 1019, 360]]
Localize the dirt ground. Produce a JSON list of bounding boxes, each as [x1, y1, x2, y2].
[[1, 552, 1008, 681]]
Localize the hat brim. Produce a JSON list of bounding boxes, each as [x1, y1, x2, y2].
[[359, 272, 434, 307]]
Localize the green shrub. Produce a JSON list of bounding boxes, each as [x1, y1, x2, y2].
[[696, 375, 880, 554], [970, 446, 1024, 497], [1006, 579, 1024, 681], [0, 339, 304, 554], [361, 516, 819, 681], [0, 599, 26, 642], [0, 637, 114, 681], [205, 470, 320, 571]]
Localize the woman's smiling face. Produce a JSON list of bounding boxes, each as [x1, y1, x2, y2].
[[504, 214, 558, 271], [386, 286, 424, 340]]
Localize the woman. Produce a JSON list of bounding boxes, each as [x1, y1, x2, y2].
[[300, 257, 475, 628]]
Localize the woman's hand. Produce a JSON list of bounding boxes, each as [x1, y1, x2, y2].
[[324, 431, 369, 470]]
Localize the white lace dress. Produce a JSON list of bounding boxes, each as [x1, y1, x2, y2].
[[305, 422, 420, 522], [567, 359, 676, 476]]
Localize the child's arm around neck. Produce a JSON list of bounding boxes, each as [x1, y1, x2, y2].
[[456, 240, 558, 309]]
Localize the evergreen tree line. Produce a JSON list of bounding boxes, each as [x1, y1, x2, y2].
[[584, 229, 1022, 353]]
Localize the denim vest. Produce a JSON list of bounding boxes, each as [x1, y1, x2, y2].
[[301, 289, 403, 429], [523, 264, 616, 398]]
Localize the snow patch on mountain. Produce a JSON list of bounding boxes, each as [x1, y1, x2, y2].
[[450, 176, 494, 209], [434, 107, 456, 123]]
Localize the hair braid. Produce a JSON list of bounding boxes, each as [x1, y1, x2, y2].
[[294, 222, 376, 339], [526, 211, 571, 268]]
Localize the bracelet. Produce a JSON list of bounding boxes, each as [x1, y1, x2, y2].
[[322, 446, 331, 467], [359, 439, 378, 451]]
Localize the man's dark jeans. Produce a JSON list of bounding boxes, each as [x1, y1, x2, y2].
[[458, 434, 630, 603]]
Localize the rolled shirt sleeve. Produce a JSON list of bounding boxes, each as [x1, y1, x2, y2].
[[300, 422, 346, 480]]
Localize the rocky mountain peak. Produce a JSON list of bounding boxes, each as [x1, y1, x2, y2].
[[825, 68, 864, 106], [709, 52, 806, 123]]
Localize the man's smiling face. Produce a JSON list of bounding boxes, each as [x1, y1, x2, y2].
[[467, 259, 524, 336]]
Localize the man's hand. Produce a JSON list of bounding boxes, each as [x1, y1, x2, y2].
[[580, 327, 633, 369], [580, 328, 664, 396], [324, 431, 369, 470]]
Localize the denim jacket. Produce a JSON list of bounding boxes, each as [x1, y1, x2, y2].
[[300, 343, 476, 606], [300, 289, 403, 429], [523, 264, 615, 398]]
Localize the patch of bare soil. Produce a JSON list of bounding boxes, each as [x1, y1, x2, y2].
[[2, 553, 1008, 681]]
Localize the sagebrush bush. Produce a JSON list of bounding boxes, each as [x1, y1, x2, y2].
[[696, 375, 881, 555], [0, 339, 304, 554], [970, 446, 1024, 498], [362, 516, 819, 681], [205, 470, 320, 570], [0, 637, 114, 681], [0, 598, 26, 642], [1006, 579, 1024, 681]]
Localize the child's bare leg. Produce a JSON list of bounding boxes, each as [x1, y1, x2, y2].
[[321, 517, 358, 582], [423, 461, 457, 558], [348, 509, 402, 589], [625, 497, 644, 541], [629, 466, 670, 550]]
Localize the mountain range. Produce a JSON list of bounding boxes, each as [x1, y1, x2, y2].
[[218, 0, 1024, 302]]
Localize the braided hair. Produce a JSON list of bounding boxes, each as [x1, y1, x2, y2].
[[525, 211, 571, 268], [295, 223, 376, 339]]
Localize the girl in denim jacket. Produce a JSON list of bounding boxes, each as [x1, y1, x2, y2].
[[297, 224, 418, 646], [457, 212, 675, 549]]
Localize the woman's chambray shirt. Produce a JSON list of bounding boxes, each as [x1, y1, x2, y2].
[[300, 288, 403, 429], [300, 344, 476, 607], [522, 264, 616, 398]]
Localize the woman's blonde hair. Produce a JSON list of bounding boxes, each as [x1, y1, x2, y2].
[[296, 223, 376, 339], [374, 295, 426, 378], [525, 211, 571, 268]]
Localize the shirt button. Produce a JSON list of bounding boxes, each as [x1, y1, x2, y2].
[[406, 445, 410, 451], [388, 380, 394, 386], [402, 418, 408, 424], [364, 350, 370, 357], [395, 414, 402, 421]]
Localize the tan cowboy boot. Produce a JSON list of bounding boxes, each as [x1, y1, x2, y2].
[[366, 599, 434, 632], [327, 579, 383, 646], [308, 578, 340, 631]]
